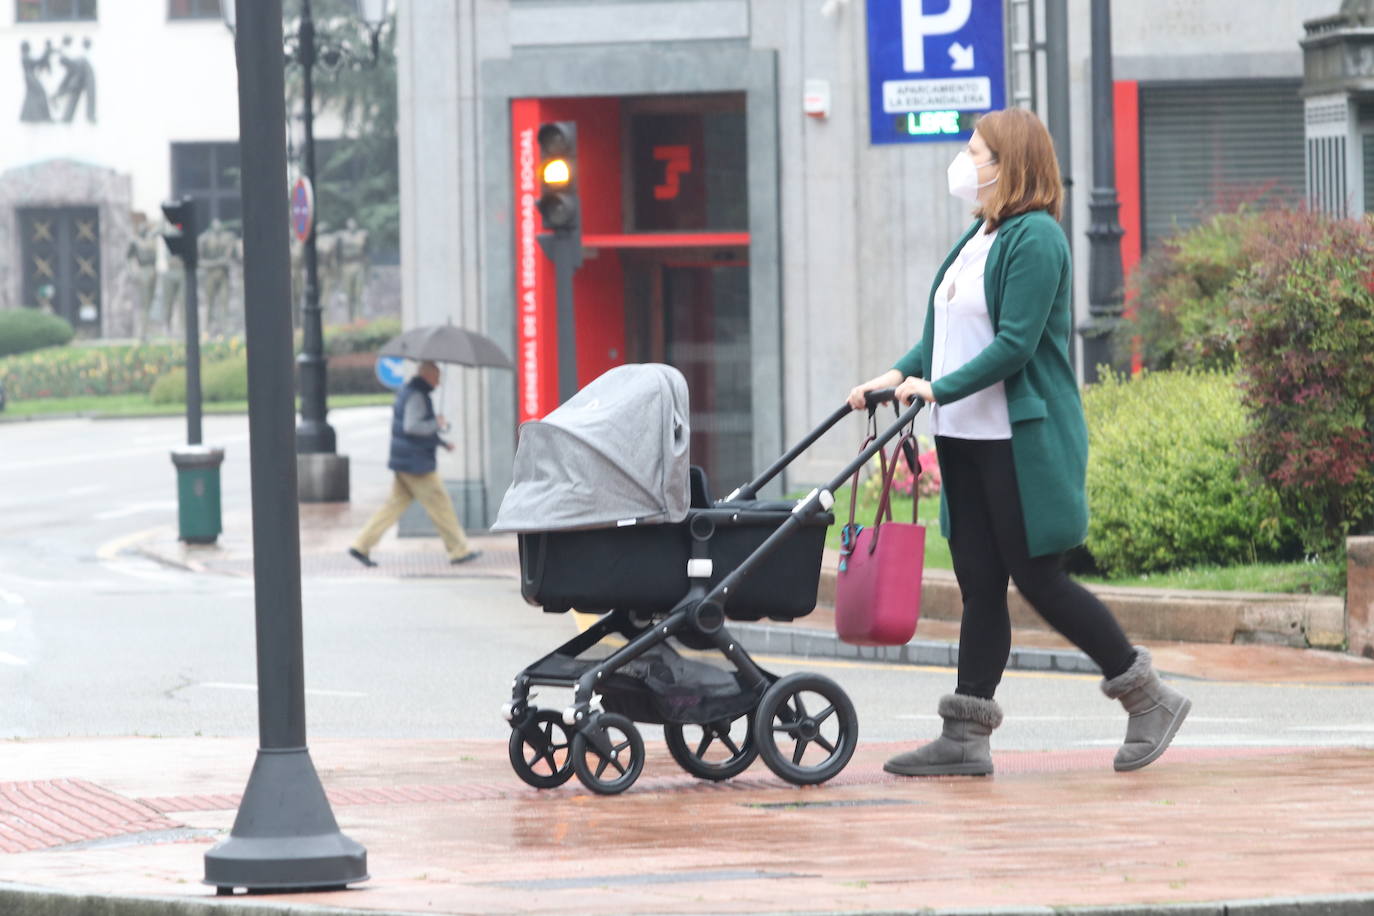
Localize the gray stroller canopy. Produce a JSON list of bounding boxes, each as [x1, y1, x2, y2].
[[492, 363, 691, 532]]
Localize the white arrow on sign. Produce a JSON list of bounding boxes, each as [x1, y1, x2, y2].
[[902, 0, 973, 73], [949, 41, 975, 70]]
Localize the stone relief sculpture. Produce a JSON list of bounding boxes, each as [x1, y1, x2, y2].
[[126, 213, 159, 340], [197, 218, 237, 333], [314, 221, 341, 317], [19, 35, 96, 125], [19, 40, 53, 123], [52, 37, 95, 124], [159, 239, 185, 337], [338, 217, 369, 321], [290, 235, 304, 326]]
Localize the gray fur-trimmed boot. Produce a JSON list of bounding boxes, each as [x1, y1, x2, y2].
[[883, 694, 1002, 777], [1101, 646, 1192, 772]]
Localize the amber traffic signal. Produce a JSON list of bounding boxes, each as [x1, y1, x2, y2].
[[536, 121, 578, 232]]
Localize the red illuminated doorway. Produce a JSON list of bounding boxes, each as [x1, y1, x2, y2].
[[513, 92, 752, 490], [621, 246, 752, 494]]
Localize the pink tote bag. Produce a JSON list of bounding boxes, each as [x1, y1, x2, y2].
[[834, 432, 924, 646]]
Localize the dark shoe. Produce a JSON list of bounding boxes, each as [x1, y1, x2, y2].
[[450, 550, 482, 565], [348, 547, 377, 568], [884, 694, 1001, 777], [1101, 646, 1192, 772]]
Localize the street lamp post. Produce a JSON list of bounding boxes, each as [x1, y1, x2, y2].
[[205, 0, 366, 892], [1079, 0, 1126, 383], [223, 0, 390, 501]]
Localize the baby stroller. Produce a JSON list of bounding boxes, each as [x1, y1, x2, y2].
[[494, 364, 922, 794]]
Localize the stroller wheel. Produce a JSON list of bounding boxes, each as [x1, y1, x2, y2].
[[664, 714, 757, 781], [754, 673, 858, 786], [508, 708, 575, 789], [571, 712, 645, 795]]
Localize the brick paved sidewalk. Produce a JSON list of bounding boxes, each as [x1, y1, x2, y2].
[[3, 736, 1374, 915]]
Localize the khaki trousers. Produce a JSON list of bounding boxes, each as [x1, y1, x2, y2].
[[352, 471, 470, 560]]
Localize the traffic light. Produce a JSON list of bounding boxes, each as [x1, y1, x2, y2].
[[536, 121, 578, 233], [160, 197, 198, 266]]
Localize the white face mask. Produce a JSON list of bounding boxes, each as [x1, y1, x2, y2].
[[947, 150, 998, 202]]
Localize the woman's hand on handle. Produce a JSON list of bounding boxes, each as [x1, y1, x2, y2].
[[847, 369, 904, 410], [895, 376, 934, 408]]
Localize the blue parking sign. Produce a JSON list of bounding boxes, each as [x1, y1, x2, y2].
[[867, 0, 1006, 145]]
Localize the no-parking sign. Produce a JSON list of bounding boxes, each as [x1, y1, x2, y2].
[[290, 176, 314, 243]]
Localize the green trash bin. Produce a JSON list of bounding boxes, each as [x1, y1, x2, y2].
[[171, 445, 225, 544]]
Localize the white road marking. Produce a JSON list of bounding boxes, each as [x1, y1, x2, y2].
[[1078, 735, 1374, 748], [0, 434, 248, 474], [0, 589, 23, 607], [99, 559, 186, 584], [895, 714, 1257, 723], [66, 484, 105, 496], [94, 501, 178, 521], [194, 681, 368, 698], [1286, 723, 1374, 733], [0, 651, 29, 667], [0, 620, 16, 633]]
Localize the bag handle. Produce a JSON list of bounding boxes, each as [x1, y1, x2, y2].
[[844, 411, 890, 538], [867, 428, 921, 555]]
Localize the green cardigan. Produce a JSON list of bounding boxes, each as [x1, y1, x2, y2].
[[893, 209, 1086, 558]]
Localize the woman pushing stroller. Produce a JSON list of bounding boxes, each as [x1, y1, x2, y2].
[[848, 108, 1191, 777]]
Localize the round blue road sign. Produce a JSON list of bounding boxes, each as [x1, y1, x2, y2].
[[375, 356, 406, 390]]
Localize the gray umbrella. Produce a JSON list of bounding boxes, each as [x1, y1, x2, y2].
[[378, 324, 513, 369]]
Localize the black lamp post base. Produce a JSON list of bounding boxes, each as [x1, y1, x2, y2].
[[296, 417, 338, 455], [1077, 316, 1123, 384], [204, 747, 368, 893]]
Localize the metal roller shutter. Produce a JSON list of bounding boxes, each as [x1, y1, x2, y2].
[[1139, 80, 1305, 249]]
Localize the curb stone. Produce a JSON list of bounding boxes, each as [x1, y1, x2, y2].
[[729, 622, 1101, 675], [5, 885, 1374, 916]]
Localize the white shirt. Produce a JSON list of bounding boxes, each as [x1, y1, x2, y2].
[[929, 225, 1012, 440]]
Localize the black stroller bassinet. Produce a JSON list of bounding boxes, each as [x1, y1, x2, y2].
[[494, 363, 921, 794]]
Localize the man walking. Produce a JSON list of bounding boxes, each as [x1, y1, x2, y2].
[[348, 360, 481, 567]]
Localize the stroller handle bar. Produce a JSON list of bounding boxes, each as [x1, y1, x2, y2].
[[703, 395, 925, 613], [725, 386, 910, 502]]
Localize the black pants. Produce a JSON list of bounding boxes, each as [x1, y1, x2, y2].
[[938, 436, 1136, 698]]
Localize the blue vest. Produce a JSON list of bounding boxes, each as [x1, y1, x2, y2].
[[388, 377, 441, 474]]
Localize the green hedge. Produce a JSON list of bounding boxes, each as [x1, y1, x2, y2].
[[1082, 369, 1292, 576], [0, 317, 399, 402], [0, 308, 75, 358], [149, 353, 251, 405], [148, 351, 387, 404], [320, 316, 401, 357], [1118, 210, 1261, 371], [0, 339, 241, 400]]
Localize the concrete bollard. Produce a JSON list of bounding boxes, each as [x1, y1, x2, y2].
[[1347, 536, 1374, 659]]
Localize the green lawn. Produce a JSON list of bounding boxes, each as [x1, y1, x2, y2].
[[818, 483, 1343, 596], [0, 392, 394, 420]]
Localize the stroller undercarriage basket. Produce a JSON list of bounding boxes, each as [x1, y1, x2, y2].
[[529, 640, 766, 726]]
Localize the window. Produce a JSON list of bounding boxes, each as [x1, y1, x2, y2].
[[15, 0, 95, 21], [1139, 80, 1304, 249], [625, 94, 748, 233], [168, 0, 220, 19], [171, 142, 241, 228]]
